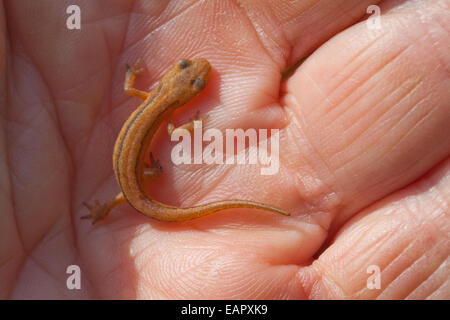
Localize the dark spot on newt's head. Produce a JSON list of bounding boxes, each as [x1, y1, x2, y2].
[[178, 59, 190, 69], [192, 78, 205, 90]]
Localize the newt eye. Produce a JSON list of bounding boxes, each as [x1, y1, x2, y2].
[[192, 78, 205, 90], [178, 59, 190, 69]]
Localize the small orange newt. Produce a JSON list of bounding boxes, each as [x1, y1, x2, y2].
[[82, 58, 289, 224]]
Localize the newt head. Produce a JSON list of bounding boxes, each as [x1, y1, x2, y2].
[[159, 58, 211, 104]]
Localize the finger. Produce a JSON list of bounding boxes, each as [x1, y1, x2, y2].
[[237, 0, 384, 67], [303, 158, 450, 299], [283, 0, 450, 228]]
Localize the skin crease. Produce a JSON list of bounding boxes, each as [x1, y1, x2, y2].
[[0, 0, 448, 300]]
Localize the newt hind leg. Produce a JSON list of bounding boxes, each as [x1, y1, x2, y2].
[[81, 193, 127, 225], [143, 152, 163, 179]]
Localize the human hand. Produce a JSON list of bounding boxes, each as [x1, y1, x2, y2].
[[1, 0, 448, 299]]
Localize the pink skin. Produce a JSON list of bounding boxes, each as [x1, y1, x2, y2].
[[1, 0, 449, 299]]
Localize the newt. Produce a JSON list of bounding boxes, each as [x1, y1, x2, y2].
[[82, 58, 289, 224]]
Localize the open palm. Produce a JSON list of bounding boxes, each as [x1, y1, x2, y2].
[[1, 0, 448, 299]]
